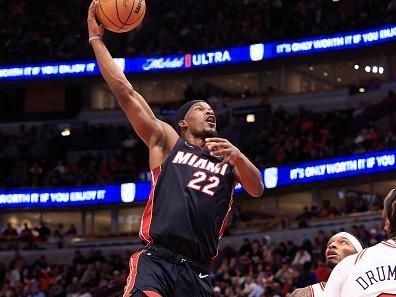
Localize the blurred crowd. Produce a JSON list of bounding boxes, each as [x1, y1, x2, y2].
[[0, 124, 149, 189], [1, 222, 77, 251], [210, 224, 386, 297], [294, 193, 383, 229], [0, 223, 387, 297], [0, 249, 127, 297], [242, 91, 396, 169], [0, 90, 396, 189], [2, 0, 396, 64]]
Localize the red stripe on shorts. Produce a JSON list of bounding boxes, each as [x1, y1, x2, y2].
[[123, 251, 143, 297]]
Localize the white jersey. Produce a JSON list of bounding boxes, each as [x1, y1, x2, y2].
[[323, 240, 396, 297], [309, 282, 326, 297]]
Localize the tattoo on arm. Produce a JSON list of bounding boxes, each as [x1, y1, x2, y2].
[[289, 288, 311, 297]]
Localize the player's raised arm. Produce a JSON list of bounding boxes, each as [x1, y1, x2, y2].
[[205, 137, 264, 197], [87, 0, 178, 153]]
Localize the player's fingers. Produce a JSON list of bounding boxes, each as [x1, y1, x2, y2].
[[89, 0, 95, 10], [206, 142, 228, 150], [88, 0, 97, 17], [210, 150, 223, 157], [206, 143, 218, 150], [205, 137, 227, 143], [218, 156, 230, 167]]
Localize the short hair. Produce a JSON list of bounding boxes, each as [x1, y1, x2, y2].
[[385, 189, 396, 237]]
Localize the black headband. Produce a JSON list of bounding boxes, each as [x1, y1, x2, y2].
[[174, 100, 206, 134]]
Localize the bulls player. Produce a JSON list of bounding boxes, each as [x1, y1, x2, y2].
[[323, 189, 396, 297], [289, 232, 363, 297], [87, 2, 264, 297]]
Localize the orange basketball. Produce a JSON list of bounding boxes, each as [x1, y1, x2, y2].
[[96, 0, 146, 33]]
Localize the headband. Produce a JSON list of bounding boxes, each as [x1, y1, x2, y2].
[[174, 100, 206, 134], [331, 232, 363, 252]]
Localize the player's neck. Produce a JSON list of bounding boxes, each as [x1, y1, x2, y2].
[[183, 135, 206, 148]]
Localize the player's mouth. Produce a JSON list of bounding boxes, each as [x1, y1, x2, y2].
[[205, 116, 216, 127], [326, 251, 338, 259]]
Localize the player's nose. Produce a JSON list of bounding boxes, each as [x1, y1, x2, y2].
[[205, 109, 215, 115], [329, 242, 337, 249]]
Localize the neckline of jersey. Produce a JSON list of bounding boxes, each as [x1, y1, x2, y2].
[[184, 140, 206, 151], [381, 239, 396, 248]]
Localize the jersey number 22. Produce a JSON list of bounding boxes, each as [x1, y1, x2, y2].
[[187, 171, 220, 196]]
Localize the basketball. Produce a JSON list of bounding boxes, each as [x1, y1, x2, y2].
[[96, 0, 146, 33]]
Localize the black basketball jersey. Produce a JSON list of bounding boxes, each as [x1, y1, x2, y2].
[[139, 138, 235, 263]]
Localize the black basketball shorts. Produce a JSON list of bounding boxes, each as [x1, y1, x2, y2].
[[123, 246, 212, 297]]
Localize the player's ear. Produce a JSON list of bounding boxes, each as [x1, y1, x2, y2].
[[179, 120, 187, 130], [384, 217, 391, 234]]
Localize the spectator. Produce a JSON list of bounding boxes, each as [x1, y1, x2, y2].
[[53, 223, 64, 249], [239, 238, 253, 257], [294, 262, 317, 288], [31, 281, 46, 297], [313, 259, 331, 283], [2, 222, 18, 237], [274, 259, 297, 284], [36, 222, 51, 242], [66, 276, 82, 297], [296, 206, 312, 228], [243, 275, 264, 297], [65, 224, 77, 236], [291, 247, 312, 269], [19, 223, 34, 249]]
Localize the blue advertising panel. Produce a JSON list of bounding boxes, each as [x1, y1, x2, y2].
[[0, 150, 395, 208], [0, 182, 151, 209], [265, 25, 396, 58], [1, 25, 395, 80], [0, 180, 241, 209], [262, 150, 396, 189]]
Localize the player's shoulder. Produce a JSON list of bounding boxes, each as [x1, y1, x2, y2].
[[351, 241, 391, 266], [352, 247, 369, 266], [310, 282, 327, 296], [379, 239, 396, 249]]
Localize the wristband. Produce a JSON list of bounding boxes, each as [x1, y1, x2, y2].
[[89, 35, 102, 44]]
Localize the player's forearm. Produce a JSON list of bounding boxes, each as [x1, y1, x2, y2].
[[289, 288, 310, 297], [90, 39, 133, 105], [234, 154, 264, 197]]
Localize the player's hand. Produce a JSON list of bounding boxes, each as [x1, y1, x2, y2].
[[87, 0, 104, 39], [205, 137, 242, 167]]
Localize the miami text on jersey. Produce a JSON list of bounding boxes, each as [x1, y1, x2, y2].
[[172, 151, 229, 176]]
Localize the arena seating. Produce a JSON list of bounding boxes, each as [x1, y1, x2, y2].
[[0, 221, 386, 297], [1, 0, 396, 64], [0, 91, 395, 189]]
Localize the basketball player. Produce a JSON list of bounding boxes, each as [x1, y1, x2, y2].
[[87, 2, 264, 297], [323, 188, 396, 297], [289, 232, 363, 297]]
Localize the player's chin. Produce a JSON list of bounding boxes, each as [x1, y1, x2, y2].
[[203, 127, 217, 137], [326, 259, 338, 269]]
